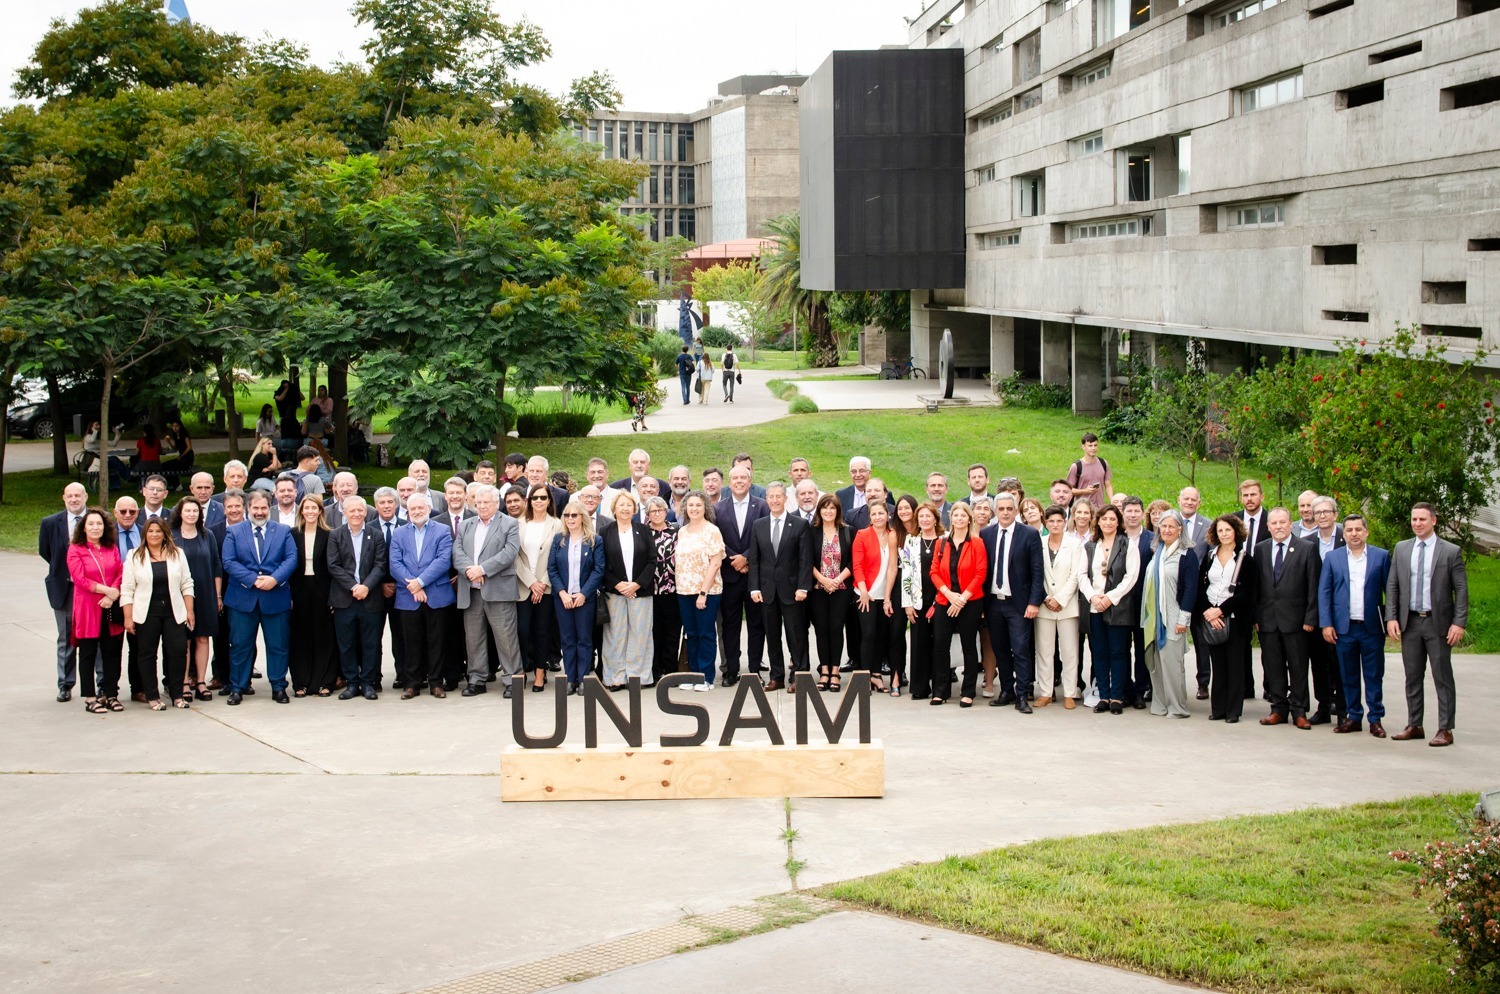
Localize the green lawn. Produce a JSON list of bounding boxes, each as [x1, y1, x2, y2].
[[737, 348, 860, 371], [822, 794, 1488, 994], [6, 403, 1498, 653]]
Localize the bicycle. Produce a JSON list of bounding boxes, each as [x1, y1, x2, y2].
[[879, 356, 926, 380]]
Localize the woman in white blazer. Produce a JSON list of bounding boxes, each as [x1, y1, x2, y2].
[[120, 518, 196, 710], [1035, 504, 1084, 708], [513, 488, 563, 691]]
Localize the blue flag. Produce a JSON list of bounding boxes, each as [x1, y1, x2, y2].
[[164, 0, 191, 25]]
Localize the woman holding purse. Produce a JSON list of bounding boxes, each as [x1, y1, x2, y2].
[[67, 509, 126, 714], [120, 519, 195, 710], [1195, 514, 1257, 723], [900, 500, 944, 700]]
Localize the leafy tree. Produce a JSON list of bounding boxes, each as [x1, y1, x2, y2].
[[689, 260, 788, 354], [1136, 348, 1245, 486], [759, 211, 839, 367], [13, 0, 244, 102]]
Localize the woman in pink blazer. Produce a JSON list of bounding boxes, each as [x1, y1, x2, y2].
[[66, 508, 126, 713]]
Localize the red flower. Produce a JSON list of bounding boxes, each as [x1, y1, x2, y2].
[[1332, 468, 1340, 475], [1312, 374, 1324, 383], [1359, 339, 1367, 346], [1351, 464, 1358, 472], [1438, 402, 1446, 410], [1485, 401, 1493, 409], [1488, 418, 1495, 426], [1395, 392, 1402, 399], [1376, 420, 1383, 427], [1243, 405, 1250, 412]]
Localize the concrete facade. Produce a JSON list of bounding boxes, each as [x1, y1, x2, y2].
[[891, 0, 1500, 397]]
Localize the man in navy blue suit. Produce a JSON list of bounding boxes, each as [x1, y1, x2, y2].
[[38, 482, 91, 701], [981, 492, 1045, 712], [221, 490, 298, 705], [714, 464, 768, 686], [388, 492, 456, 698], [1318, 513, 1392, 737]]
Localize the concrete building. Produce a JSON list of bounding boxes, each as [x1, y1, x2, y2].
[[827, 0, 1500, 412], [574, 74, 805, 251]]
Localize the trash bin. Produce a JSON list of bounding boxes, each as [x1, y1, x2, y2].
[[72, 414, 83, 437]]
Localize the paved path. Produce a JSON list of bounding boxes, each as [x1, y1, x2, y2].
[[1, 548, 1493, 993], [592, 367, 808, 436]]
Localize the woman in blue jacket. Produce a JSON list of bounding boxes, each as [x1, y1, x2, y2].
[[547, 498, 606, 694]]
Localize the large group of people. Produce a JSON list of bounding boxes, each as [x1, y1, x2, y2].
[[39, 434, 1469, 747]]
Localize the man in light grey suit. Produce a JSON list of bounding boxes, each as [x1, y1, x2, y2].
[[1385, 502, 1467, 747], [1177, 486, 1210, 546], [452, 485, 522, 697]]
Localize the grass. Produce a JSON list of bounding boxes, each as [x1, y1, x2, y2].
[[737, 348, 859, 371], [822, 794, 1487, 994], [7, 402, 1499, 653]]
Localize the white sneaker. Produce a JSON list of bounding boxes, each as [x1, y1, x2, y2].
[[699, 681, 714, 692], [1083, 690, 1100, 708]]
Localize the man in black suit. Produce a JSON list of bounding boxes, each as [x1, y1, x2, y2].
[[371, 486, 406, 689], [323, 471, 372, 529], [609, 447, 670, 502], [206, 490, 243, 690], [39, 482, 91, 701], [844, 478, 896, 531], [835, 455, 873, 515], [980, 493, 1045, 712], [1306, 494, 1346, 723], [1231, 478, 1268, 698], [327, 496, 386, 699], [431, 476, 473, 689], [1254, 507, 1321, 728], [748, 482, 811, 692], [714, 464, 768, 685]]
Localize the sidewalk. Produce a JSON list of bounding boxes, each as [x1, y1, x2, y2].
[[591, 367, 804, 436]]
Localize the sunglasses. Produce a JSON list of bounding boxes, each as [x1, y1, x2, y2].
[[118, 509, 138, 515], [563, 513, 581, 519], [530, 495, 550, 502]]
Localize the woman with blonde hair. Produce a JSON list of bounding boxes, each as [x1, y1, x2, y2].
[[120, 519, 196, 710], [673, 491, 726, 689], [547, 498, 605, 694], [289, 494, 337, 697], [601, 491, 656, 688]]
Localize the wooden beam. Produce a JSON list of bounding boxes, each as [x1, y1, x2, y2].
[[500, 741, 885, 802]]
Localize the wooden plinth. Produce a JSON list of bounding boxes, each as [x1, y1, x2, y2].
[[500, 740, 885, 802]]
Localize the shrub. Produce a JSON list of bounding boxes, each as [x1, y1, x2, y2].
[[515, 402, 597, 438], [1099, 403, 1148, 443], [649, 330, 685, 377], [1392, 817, 1500, 983], [788, 395, 819, 414], [993, 372, 1070, 410], [700, 325, 741, 349]]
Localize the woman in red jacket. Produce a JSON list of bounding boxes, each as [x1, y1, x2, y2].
[[852, 500, 903, 693], [928, 501, 988, 707], [66, 508, 126, 713]]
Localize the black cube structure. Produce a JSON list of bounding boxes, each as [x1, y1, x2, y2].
[[800, 48, 966, 292]]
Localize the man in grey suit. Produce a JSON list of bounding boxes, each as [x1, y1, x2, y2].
[[452, 485, 522, 697], [1386, 502, 1467, 747]]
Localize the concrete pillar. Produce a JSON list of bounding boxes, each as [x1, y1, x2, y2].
[[1071, 325, 1104, 416], [989, 316, 1016, 392], [1041, 321, 1070, 386], [1202, 337, 1246, 377], [910, 291, 938, 375]]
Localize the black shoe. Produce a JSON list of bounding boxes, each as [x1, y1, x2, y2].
[[338, 687, 359, 700], [227, 691, 243, 706], [217, 685, 235, 697], [997, 691, 1017, 706], [1195, 686, 1209, 700], [392, 679, 407, 689], [363, 688, 378, 700], [273, 689, 290, 704], [987, 695, 1005, 707], [1131, 697, 1147, 710], [722, 674, 739, 687], [547, 662, 562, 672], [1093, 702, 1110, 713], [253, 669, 263, 679], [462, 683, 487, 697], [1226, 716, 1240, 724], [1308, 710, 1331, 726], [840, 662, 855, 673], [485, 673, 497, 683], [1110, 701, 1124, 715], [1016, 698, 1033, 714], [57, 688, 72, 702], [502, 686, 512, 699]]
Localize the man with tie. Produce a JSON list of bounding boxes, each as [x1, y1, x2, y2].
[[1305, 494, 1347, 724], [1177, 487, 1209, 546], [327, 495, 386, 700], [39, 483, 91, 701], [388, 493, 456, 698], [981, 492, 1045, 712], [207, 491, 242, 691], [433, 475, 474, 688], [372, 486, 406, 688], [112, 497, 146, 700], [925, 473, 953, 527], [794, 479, 821, 525], [1318, 513, 1392, 737], [748, 482, 812, 692], [1232, 478, 1267, 699], [221, 490, 298, 705], [835, 456, 874, 514], [1254, 508, 1321, 728], [1121, 497, 1156, 709], [139, 475, 170, 522], [188, 472, 225, 530], [214, 460, 248, 503], [1386, 502, 1467, 747], [452, 486, 522, 697], [714, 464, 769, 685]]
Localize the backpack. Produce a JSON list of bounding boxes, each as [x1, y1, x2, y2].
[[722, 351, 735, 370], [1070, 456, 1108, 484]]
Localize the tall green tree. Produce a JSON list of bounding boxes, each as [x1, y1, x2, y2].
[[759, 211, 839, 367]]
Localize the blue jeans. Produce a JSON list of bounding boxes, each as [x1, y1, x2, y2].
[[1088, 614, 1131, 701], [555, 592, 596, 686], [679, 593, 721, 683], [679, 371, 693, 404], [229, 604, 290, 692], [1336, 625, 1386, 723]]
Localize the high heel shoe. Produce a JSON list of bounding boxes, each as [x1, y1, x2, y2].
[[817, 666, 831, 691]]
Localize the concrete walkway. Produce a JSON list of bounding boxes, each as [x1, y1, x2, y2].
[[1, 547, 1493, 993], [591, 367, 806, 436]]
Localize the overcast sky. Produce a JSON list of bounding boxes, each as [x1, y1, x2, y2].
[[2, 1, 919, 113]]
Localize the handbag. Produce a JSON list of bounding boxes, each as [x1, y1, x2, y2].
[[1198, 547, 1246, 646], [736, 372, 743, 385], [595, 590, 611, 624]]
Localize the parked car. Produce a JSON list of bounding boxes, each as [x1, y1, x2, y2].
[[6, 378, 153, 440]]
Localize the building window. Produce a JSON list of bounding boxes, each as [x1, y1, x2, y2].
[[1240, 71, 1303, 113], [1074, 60, 1111, 87], [1441, 76, 1500, 110], [977, 164, 999, 184], [1210, 0, 1281, 28], [679, 167, 694, 205], [981, 33, 1004, 59], [1176, 134, 1192, 195], [663, 165, 674, 204], [977, 105, 1013, 130], [1098, 0, 1151, 43], [1071, 217, 1145, 241], [662, 124, 675, 162], [1125, 151, 1152, 201], [1073, 132, 1104, 156], [1226, 199, 1286, 229], [983, 230, 1022, 248], [1016, 174, 1045, 217], [648, 123, 658, 160], [633, 121, 644, 159], [679, 124, 694, 162], [1015, 31, 1042, 85], [679, 209, 696, 242], [649, 166, 659, 203], [602, 121, 615, 159], [1015, 87, 1042, 113]]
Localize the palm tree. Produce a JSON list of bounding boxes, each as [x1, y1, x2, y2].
[[758, 211, 840, 367]]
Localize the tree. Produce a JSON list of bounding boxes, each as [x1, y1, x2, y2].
[[759, 211, 839, 367], [13, 0, 243, 102], [689, 260, 788, 353], [1136, 346, 1245, 486]]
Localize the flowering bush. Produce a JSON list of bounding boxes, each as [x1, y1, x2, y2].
[[1391, 818, 1500, 982]]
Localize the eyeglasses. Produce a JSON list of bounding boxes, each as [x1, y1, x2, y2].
[[1314, 509, 1335, 516], [563, 513, 581, 519]]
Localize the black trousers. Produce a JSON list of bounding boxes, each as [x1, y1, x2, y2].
[[211, 605, 230, 684], [517, 595, 555, 672], [290, 575, 338, 692], [77, 627, 124, 698], [908, 609, 937, 697], [844, 602, 863, 667], [760, 595, 808, 682], [933, 601, 983, 700], [442, 598, 468, 687], [398, 604, 448, 689], [1306, 630, 1346, 717], [1261, 628, 1311, 717], [125, 631, 144, 696], [1205, 615, 1252, 720], [381, 599, 405, 684], [717, 578, 765, 679], [137, 606, 188, 702], [333, 607, 383, 691], [652, 593, 683, 681], [856, 600, 892, 673], [807, 588, 852, 673]]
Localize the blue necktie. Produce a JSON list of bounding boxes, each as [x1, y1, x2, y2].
[[254, 526, 264, 563]]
